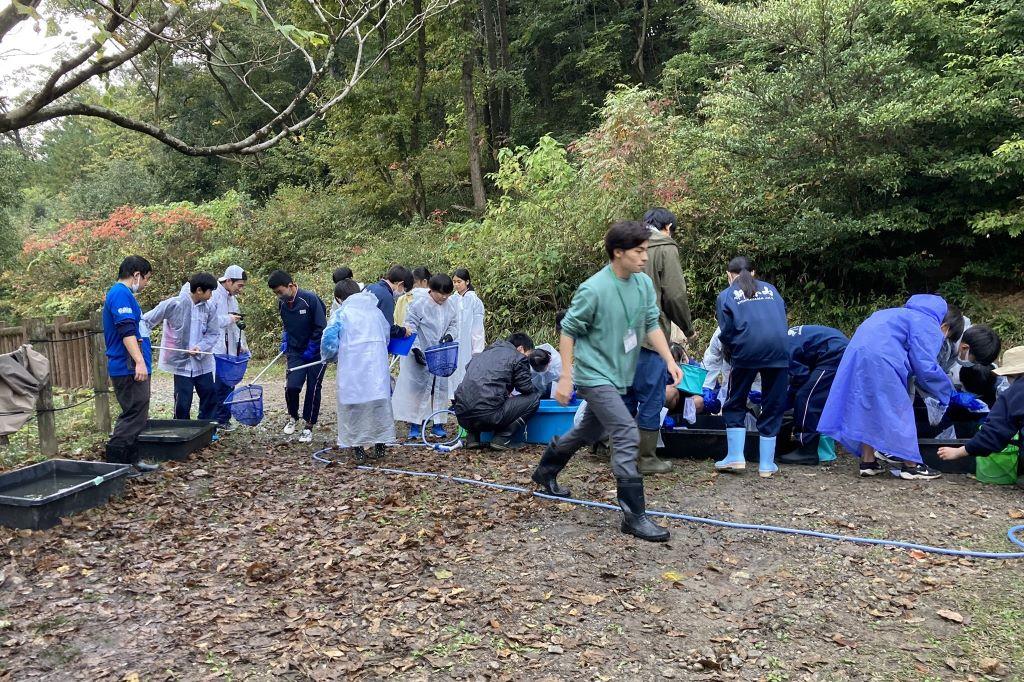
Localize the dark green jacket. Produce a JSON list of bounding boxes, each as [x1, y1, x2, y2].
[[642, 229, 694, 350]]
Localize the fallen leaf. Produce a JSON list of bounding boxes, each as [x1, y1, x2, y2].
[[937, 609, 964, 624], [908, 549, 927, 560], [831, 633, 857, 648], [433, 569, 453, 580], [322, 648, 345, 659], [1008, 509, 1024, 520], [980, 657, 1005, 675], [576, 594, 605, 606], [662, 571, 685, 583]]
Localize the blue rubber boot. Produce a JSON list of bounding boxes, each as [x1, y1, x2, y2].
[[817, 435, 837, 463], [408, 422, 422, 440], [715, 428, 747, 471], [759, 435, 778, 478], [430, 423, 447, 438]]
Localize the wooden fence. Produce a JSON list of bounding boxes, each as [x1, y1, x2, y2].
[[0, 312, 111, 455]]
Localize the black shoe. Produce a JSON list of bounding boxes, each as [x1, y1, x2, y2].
[[778, 450, 820, 466], [491, 418, 526, 451], [125, 467, 143, 479], [616, 476, 670, 542], [858, 460, 885, 477], [896, 463, 942, 481], [352, 447, 367, 464], [531, 437, 573, 497], [372, 443, 386, 459], [133, 460, 160, 473], [463, 430, 486, 450]]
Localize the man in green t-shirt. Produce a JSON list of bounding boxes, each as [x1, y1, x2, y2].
[[531, 221, 683, 542]]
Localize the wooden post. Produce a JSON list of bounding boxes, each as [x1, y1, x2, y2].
[[89, 311, 111, 435], [53, 316, 68, 388], [27, 318, 58, 456]]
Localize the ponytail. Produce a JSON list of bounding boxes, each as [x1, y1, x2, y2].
[[727, 256, 757, 299]]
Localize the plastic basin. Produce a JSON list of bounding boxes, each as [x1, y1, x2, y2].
[[0, 459, 132, 530], [388, 333, 417, 357], [136, 419, 216, 461], [524, 399, 581, 444]]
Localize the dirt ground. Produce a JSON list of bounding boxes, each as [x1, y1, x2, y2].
[[2, 372, 1024, 681]]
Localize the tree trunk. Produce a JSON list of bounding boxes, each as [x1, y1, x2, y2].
[[462, 36, 487, 212], [495, 0, 513, 146], [479, 0, 500, 164], [410, 0, 428, 218]]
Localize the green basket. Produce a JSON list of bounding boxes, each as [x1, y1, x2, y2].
[[676, 364, 708, 396], [975, 444, 1019, 485]]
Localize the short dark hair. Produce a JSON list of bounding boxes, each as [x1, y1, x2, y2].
[[452, 267, 474, 291], [528, 348, 551, 371], [332, 267, 354, 283], [604, 220, 650, 260], [555, 309, 567, 333], [267, 270, 293, 289], [385, 265, 413, 290], [412, 266, 431, 282], [118, 255, 152, 279], [189, 272, 218, 294], [961, 324, 1001, 365], [943, 305, 965, 342], [228, 270, 248, 282], [428, 273, 454, 295], [334, 278, 362, 303], [643, 207, 677, 235], [670, 342, 685, 364], [507, 332, 535, 350]]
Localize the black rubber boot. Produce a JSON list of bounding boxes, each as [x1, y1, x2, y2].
[[352, 446, 368, 464], [463, 430, 486, 450], [104, 442, 129, 464], [491, 418, 526, 451], [530, 437, 573, 497], [372, 443, 386, 459], [779, 436, 819, 466], [616, 477, 670, 542]]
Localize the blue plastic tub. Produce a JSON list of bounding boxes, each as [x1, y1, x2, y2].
[[387, 333, 417, 356], [215, 352, 250, 385], [525, 399, 581, 444]]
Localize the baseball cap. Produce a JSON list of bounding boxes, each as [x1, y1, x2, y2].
[[219, 265, 246, 282]]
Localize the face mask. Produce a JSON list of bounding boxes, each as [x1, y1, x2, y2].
[[130, 275, 141, 293]]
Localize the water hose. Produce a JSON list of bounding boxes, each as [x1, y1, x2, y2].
[[326, 461, 1024, 560]]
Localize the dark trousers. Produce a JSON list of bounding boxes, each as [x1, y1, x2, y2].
[[458, 393, 541, 435], [107, 375, 151, 464], [285, 354, 327, 424], [173, 372, 217, 420], [213, 377, 236, 425], [793, 366, 836, 446], [724, 367, 788, 437], [622, 348, 668, 431]]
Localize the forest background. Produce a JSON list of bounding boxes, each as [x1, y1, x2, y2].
[[1, 0, 1023, 354]]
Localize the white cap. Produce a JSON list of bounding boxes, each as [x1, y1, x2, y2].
[[218, 265, 246, 282]]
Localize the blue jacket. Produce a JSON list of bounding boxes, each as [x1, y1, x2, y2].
[[819, 294, 953, 462], [102, 282, 152, 377], [365, 280, 405, 338], [788, 325, 848, 390], [715, 279, 789, 369], [278, 288, 326, 354], [965, 378, 1024, 457]]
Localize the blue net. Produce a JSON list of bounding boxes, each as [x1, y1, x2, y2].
[[425, 341, 459, 377], [225, 384, 263, 426], [215, 352, 251, 385]]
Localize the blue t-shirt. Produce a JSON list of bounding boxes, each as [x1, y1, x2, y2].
[[103, 282, 152, 377]]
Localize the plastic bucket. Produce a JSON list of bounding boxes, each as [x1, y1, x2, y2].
[[215, 352, 250, 385], [976, 446, 1019, 485], [525, 399, 581, 444], [425, 341, 459, 377], [387, 333, 417, 357], [676, 363, 707, 396], [225, 385, 264, 426]]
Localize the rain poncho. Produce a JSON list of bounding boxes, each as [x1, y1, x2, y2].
[[322, 291, 396, 448], [819, 294, 954, 463], [530, 343, 562, 397], [209, 283, 248, 356], [142, 284, 220, 377], [449, 290, 486, 397], [391, 292, 459, 424]]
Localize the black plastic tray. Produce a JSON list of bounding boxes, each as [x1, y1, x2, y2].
[[136, 419, 215, 461], [0, 459, 131, 530], [658, 414, 798, 462]]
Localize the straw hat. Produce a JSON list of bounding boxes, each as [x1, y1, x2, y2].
[[993, 346, 1024, 376]]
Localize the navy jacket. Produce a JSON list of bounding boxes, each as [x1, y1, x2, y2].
[[788, 325, 849, 390], [965, 379, 1024, 457], [278, 288, 327, 353], [365, 280, 405, 338], [715, 279, 789, 369]]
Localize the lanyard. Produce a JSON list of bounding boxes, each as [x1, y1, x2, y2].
[[607, 267, 638, 329]]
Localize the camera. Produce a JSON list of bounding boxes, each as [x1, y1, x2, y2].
[[235, 312, 246, 331]]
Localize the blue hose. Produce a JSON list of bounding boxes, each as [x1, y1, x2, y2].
[[348, 463, 1024, 560]]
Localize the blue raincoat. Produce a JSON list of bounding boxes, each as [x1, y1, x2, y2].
[[818, 295, 953, 463]]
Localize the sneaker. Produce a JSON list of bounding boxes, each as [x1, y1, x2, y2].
[[218, 422, 236, 433], [873, 450, 896, 465], [352, 446, 367, 464], [298, 428, 313, 444], [283, 418, 298, 435], [134, 460, 160, 473], [896, 463, 942, 481], [858, 460, 885, 477]]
